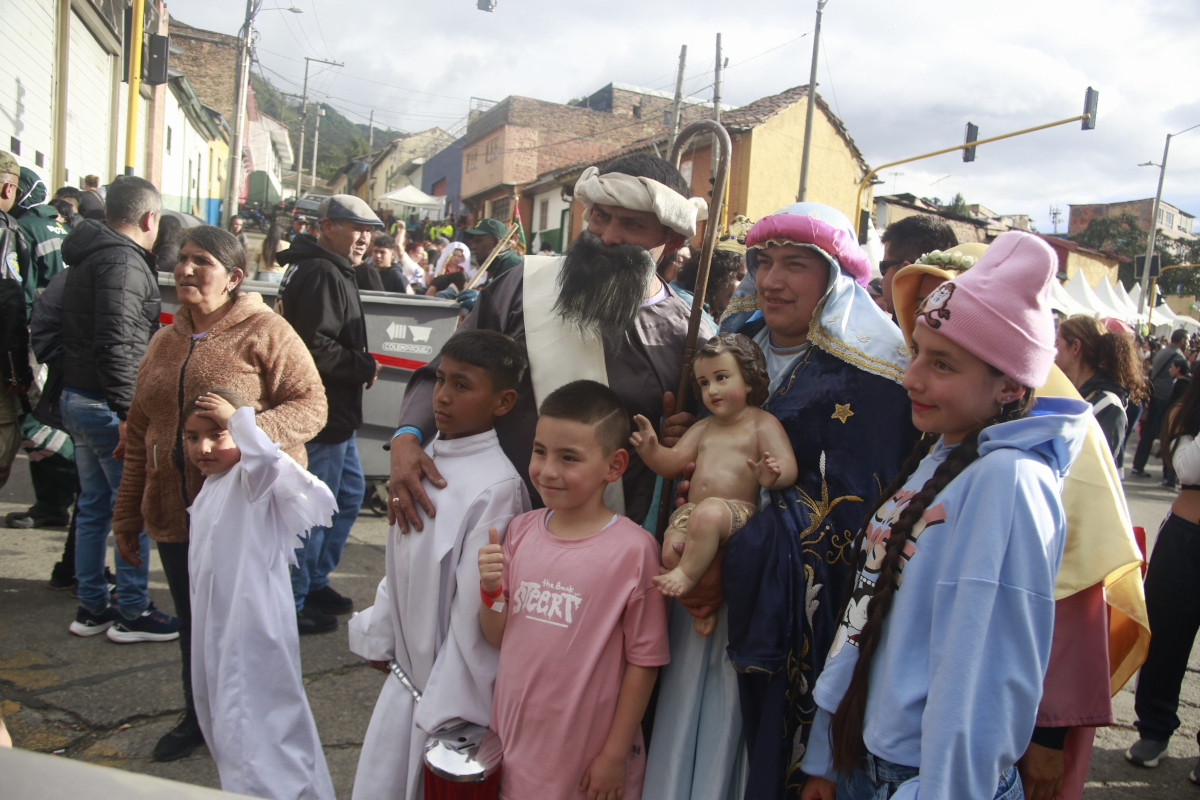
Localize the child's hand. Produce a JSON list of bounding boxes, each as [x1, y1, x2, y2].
[[478, 527, 504, 593], [800, 775, 837, 800], [580, 747, 626, 800], [748, 451, 782, 486], [194, 393, 238, 427], [628, 414, 658, 451]]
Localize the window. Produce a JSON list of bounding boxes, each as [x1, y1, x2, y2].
[[35, 151, 44, 168], [466, 150, 478, 172], [1165, 212, 1175, 229], [1181, 217, 1193, 233], [166, 126, 172, 155], [8, 137, 18, 155], [539, 199, 549, 231], [485, 139, 499, 163], [1094, 206, 1103, 214]]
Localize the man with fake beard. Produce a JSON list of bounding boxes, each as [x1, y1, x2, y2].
[[387, 154, 711, 532]]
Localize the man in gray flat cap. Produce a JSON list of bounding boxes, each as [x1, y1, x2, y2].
[[278, 194, 382, 634]]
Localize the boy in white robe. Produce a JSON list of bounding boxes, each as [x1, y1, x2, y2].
[[349, 330, 531, 800], [184, 390, 337, 800]]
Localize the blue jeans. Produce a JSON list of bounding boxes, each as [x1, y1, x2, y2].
[[61, 390, 150, 619], [291, 435, 364, 610], [836, 751, 1023, 800]]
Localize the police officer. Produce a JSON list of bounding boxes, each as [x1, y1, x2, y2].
[[13, 167, 69, 312], [7, 165, 75, 530], [0, 151, 33, 490]]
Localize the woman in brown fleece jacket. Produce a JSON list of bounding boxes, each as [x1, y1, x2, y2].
[[111, 225, 327, 762]]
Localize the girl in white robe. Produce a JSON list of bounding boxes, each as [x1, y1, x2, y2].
[[185, 393, 337, 800], [348, 428, 529, 800]]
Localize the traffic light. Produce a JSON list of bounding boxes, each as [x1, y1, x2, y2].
[[1135, 254, 1160, 279], [1082, 87, 1099, 130], [477, 0, 497, 10], [963, 123, 979, 163]]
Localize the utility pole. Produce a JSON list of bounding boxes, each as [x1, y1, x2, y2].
[[367, 109, 375, 151], [711, 34, 723, 182], [310, 105, 325, 192], [293, 56, 342, 205], [668, 45, 688, 154], [123, 0, 145, 175], [798, 0, 828, 201], [223, 0, 255, 226], [1139, 134, 1172, 315]]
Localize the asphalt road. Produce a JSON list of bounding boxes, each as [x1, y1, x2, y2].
[[1, 440, 1198, 798]]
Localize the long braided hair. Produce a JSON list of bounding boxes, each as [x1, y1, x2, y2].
[[828, 390, 1034, 773]]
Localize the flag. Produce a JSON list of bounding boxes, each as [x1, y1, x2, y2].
[[510, 200, 527, 254]]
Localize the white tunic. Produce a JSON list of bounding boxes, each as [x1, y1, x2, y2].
[[348, 429, 530, 800], [188, 407, 337, 800]]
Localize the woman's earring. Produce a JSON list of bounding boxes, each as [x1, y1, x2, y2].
[[1001, 395, 1013, 405]]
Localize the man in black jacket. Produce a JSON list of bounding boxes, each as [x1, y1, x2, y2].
[[0, 150, 32, 491], [59, 175, 179, 643], [278, 194, 382, 634]]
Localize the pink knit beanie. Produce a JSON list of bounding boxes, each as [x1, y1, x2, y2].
[[915, 230, 1058, 387]]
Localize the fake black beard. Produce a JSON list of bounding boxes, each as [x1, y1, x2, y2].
[[554, 229, 656, 348]]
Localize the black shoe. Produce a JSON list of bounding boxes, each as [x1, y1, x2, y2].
[[305, 584, 354, 615], [153, 713, 204, 762], [6, 509, 71, 529], [297, 605, 338, 635], [48, 568, 77, 591], [1131, 468, 1152, 478]]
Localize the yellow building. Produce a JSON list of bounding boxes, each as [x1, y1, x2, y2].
[[1040, 236, 1122, 288], [722, 85, 869, 224]]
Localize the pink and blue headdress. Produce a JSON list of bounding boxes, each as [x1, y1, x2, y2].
[[721, 203, 909, 383]]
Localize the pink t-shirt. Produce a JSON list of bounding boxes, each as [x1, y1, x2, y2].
[[491, 509, 670, 800]]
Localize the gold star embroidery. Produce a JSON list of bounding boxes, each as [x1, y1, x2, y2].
[[831, 404, 854, 424]]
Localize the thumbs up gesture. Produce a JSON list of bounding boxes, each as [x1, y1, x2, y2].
[[478, 527, 504, 593]]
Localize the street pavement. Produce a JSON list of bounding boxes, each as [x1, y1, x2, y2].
[[2, 443, 1199, 798]]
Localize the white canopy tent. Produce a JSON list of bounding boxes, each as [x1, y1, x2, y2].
[[1063, 270, 1126, 320], [1050, 279, 1095, 318], [1095, 277, 1138, 323], [376, 184, 445, 213]]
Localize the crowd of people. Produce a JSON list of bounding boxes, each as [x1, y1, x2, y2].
[[0, 144, 1193, 800]]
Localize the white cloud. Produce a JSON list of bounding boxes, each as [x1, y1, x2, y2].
[[171, 0, 1200, 227]]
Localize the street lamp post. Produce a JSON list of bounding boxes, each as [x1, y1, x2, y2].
[[222, 2, 303, 228], [1137, 122, 1200, 319]]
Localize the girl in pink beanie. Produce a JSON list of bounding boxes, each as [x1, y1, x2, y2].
[[800, 231, 1095, 800]]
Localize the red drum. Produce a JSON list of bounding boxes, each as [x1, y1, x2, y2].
[[423, 724, 502, 800]]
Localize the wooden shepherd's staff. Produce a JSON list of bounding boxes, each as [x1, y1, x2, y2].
[[654, 119, 733, 536]]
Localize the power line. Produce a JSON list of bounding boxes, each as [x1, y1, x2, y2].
[[257, 47, 466, 101], [306, 0, 336, 61], [255, 62, 465, 125], [821, 36, 841, 120]]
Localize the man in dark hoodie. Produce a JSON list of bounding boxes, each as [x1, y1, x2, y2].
[[278, 194, 382, 634], [59, 175, 180, 643]]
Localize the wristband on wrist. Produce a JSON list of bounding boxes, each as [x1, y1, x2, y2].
[[392, 426, 423, 445], [481, 584, 504, 612]]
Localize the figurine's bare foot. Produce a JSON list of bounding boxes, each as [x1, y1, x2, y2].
[[653, 567, 697, 597], [693, 614, 717, 637]]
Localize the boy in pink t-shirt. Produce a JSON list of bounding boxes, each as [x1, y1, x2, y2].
[[478, 380, 669, 800]]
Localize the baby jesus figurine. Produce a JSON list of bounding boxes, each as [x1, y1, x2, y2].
[[630, 333, 797, 636]]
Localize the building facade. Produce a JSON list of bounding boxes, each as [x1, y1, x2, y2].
[[1069, 198, 1196, 249]]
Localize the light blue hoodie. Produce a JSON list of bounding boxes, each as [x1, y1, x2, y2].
[[801, 396, 1091, 800]]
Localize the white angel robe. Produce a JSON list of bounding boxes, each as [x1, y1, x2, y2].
[[188, 407, 337, 800], [348, 429, 530, 800]]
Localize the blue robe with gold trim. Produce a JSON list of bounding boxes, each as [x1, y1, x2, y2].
[[723, 317, 918, 799]]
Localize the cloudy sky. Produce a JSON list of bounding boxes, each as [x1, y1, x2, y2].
[[171, 0, 1200, 232]]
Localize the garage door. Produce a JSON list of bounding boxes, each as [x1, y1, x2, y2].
[[65, 9, 115, 184], [0, 0, 57, 171]]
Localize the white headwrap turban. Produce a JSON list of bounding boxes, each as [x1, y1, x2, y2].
[[573, 165, 709, 238]]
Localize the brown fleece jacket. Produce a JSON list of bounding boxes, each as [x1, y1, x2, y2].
[[112, 292, 327, 542]]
